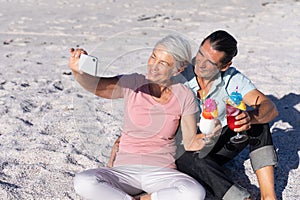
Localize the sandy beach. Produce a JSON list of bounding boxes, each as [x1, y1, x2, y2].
[[0, 0, 299, 199]]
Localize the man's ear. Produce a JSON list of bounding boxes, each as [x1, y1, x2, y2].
[[220, 61, 232, 72]]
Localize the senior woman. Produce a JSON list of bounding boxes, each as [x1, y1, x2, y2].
[[69, 35, 214, 200]]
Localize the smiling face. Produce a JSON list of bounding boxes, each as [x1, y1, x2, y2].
[[147, 44, 180, 85], [194, 40, 226, 80]]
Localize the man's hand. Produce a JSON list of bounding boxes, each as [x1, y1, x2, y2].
[[234, 110, 251, 132], [106, 137, 120, 168]]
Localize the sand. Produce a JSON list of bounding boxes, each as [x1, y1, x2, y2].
[[0, 0, 299, 199]]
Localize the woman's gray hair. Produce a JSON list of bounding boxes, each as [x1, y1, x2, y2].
[[155, 34, 192, 68]]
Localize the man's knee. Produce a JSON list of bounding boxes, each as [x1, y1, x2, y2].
[[250, 145, 278, 171], [247, 123, 278, 171], [248, 123, 273, 148]]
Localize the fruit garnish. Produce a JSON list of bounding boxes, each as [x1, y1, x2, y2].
[[202, 110, 214, 119], [203, 98, 217, 112], [236, 101, 246, 111]]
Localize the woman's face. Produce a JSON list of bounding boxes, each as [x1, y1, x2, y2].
[[147, 44, 179, 85], [194, 40, 224, 80]]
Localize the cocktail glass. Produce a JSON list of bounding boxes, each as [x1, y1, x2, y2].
[[225, 102, 248, 143], [199, 113, 215, 146]]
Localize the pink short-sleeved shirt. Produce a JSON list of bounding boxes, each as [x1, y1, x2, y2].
[[114, 73, 198, 168]]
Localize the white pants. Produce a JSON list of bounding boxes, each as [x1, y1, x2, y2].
[[74, 165, 205, 200]]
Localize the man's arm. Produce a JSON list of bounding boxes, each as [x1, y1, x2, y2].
[[107, 136, 121, 168], [234, 89, 278, 133], [244, 89, 278, 124]]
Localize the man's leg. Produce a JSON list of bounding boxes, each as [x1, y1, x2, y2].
[[247, 124, 278, 200], [176, 152, 236, 199], [215, 124, 277, 199], [176, 126, 251, 199], [256, 166, 276, 200], [176, 127, 250, 199]]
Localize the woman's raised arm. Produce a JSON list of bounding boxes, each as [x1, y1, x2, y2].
[[69, 48, 123, 99]]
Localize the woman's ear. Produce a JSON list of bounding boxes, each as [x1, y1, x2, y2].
[[173, 61, 189, 76], [173, 63, 187, 76], [220, 61, 232, 72]]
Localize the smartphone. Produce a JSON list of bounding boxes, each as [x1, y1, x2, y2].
[[78, 54, 98, 76]]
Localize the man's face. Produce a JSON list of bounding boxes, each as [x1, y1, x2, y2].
[[147, 44, 178, 85], [194, 40, 225, 80]]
